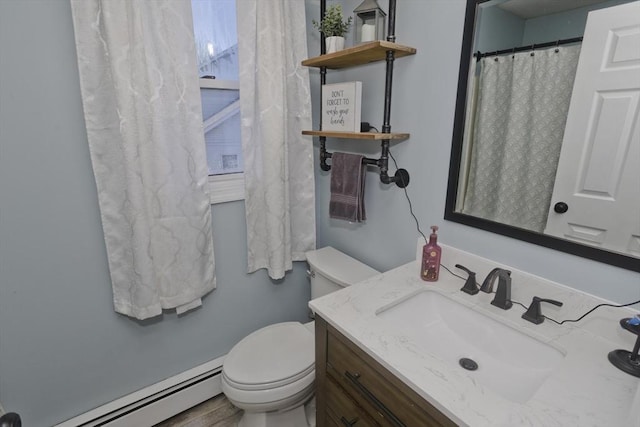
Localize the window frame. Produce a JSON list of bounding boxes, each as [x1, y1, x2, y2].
[[200, 77, 244, 204]]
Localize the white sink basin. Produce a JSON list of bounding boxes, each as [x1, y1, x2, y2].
[[376, 290, 565, 403]]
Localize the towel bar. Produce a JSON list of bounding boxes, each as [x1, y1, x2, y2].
[[319, 139, 410, 188]]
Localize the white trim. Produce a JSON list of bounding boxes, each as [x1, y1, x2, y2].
[[54, 356, 225, 427], [199, 78, 239, 90], [208, 173, 245, 204], [0, 402, 5, 415], [204, 100, 240, 133]]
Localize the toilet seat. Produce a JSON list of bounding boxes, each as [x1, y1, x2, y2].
[[222, 369, 315, 408], [223, 364, 314, 391], [222, 322, 315, 406]]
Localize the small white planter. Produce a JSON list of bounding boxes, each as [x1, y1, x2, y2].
[[326, 36, 345, 53]]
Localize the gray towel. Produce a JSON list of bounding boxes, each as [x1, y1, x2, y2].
[[329, 152, 366, 222]]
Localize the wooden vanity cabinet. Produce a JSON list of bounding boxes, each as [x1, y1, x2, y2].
[[315, 316, 457, 427]]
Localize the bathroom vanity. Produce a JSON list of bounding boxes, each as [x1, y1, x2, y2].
[[309, 244, 640, 426]]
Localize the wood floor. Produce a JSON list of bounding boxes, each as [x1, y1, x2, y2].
[[154, 394, 243, 427]]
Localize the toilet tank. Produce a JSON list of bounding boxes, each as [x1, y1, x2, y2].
[[306, 247, 380, 300]]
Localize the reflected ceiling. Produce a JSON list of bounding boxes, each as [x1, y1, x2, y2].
[[499, 0, 606, 19]]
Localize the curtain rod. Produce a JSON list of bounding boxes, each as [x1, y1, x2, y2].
[[474, 37, 583, 61]]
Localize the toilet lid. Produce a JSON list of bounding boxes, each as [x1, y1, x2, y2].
[[306, 247, 380, 287], [223, 322, 315, 390]]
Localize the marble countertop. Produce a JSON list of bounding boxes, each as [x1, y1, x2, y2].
[[309, 244, 640, 427]]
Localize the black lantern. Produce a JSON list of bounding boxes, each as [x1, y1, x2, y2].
[[353, 0, 386, 44]]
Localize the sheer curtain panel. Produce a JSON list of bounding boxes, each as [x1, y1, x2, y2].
[[71, 0, 215, 320], [237, 0, 316, 279]]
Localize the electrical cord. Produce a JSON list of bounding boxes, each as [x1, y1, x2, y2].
[[390, 147, 478, 286], [542, 299, 640, 325], [441, 264, 640, 324], [441, 264, 468, 282], [388, 149, 428, 245], [390, 147, 483, 285], [390, 148, 472, 288], [389, 148, 640, 325]]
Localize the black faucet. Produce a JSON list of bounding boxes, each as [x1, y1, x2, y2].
[[0, 412, 21, 427], [521, 296, 563, 324], [480, 268, 513, 310]]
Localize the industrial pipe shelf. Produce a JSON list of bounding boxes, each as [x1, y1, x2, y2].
[[304, 0, 414, 188], [302, 41, 416, 69], [302, 130, 409, 140]]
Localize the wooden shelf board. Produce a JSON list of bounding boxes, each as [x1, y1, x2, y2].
[[302, 130, 409, 140], [302, 41, 417, 69]]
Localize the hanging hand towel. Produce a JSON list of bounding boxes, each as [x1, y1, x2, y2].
[[330, 152, 366, 222]]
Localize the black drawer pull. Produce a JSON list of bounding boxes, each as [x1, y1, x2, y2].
[[344, 370, 405, 427], [340, 416, 359, 426]]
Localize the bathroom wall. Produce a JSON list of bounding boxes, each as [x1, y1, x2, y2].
[[0, 2, 310, 426], [474, 4, 524, 52], [472, 0, 631, 52], [521, 0, 631, 45], [310, 0, 639, 304]]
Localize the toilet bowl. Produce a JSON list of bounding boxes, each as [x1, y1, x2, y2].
[[221, 247, 379, 427]]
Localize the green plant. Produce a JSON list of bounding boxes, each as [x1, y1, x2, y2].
[[312, 4, 353, 37]]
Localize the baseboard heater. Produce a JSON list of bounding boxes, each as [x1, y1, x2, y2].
[[55, 356, 224, 427]]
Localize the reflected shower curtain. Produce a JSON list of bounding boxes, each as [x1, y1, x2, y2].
[[237, 0, 315, 279], [462, 45, 581, 232], [71, 1, 215, 319]]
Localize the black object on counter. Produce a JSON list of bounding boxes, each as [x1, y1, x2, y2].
[[608, 317, 640, 378]]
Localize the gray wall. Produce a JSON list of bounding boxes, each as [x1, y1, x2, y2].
[[0, 1, 309, 426], [522, 0, 631, 45], [471, 0, 633, 54], [474, 5, 524, 52], [311, 0, 639, 304]]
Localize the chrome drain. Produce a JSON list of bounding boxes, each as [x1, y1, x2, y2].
[[459, 357, 478, 371]]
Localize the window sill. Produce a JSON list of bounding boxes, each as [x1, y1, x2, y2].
[[207, 173, 244, 204]]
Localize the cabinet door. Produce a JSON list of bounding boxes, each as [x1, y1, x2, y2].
[[326, 375, 378, 427], [325, 323, 456, 427]]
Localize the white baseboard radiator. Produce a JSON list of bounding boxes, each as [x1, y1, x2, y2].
[[55, 357, 224, 427]]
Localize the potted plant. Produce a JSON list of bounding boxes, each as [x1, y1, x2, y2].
[[312, 4, 353, 53]]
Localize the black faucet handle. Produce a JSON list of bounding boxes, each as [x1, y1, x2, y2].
[[522, 296, 563, 324], [456, 264, 479, 295]]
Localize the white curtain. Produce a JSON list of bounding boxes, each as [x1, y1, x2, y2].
[[71, 0, 215, 320], [237, 0, 316, 279], [462, 45, 581, 232]]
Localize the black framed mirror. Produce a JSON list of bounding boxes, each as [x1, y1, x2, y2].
[[445, 0, 640, 273]]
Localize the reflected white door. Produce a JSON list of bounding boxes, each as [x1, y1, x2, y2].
[[545, 1, 640, 257]]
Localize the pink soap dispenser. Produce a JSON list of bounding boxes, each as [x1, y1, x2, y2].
[[421, 226, 442, 282]]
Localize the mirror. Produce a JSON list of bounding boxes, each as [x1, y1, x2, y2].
[[445, 0, 640, 272]]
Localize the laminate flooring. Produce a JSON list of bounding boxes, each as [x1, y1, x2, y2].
[[154, 394, 242, 427]]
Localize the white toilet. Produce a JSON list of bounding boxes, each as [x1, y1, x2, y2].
[[221, 247, 379, 427]]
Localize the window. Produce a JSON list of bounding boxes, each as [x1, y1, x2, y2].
[[192, 0, 244, 203], [200, 80, 241, 175]]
